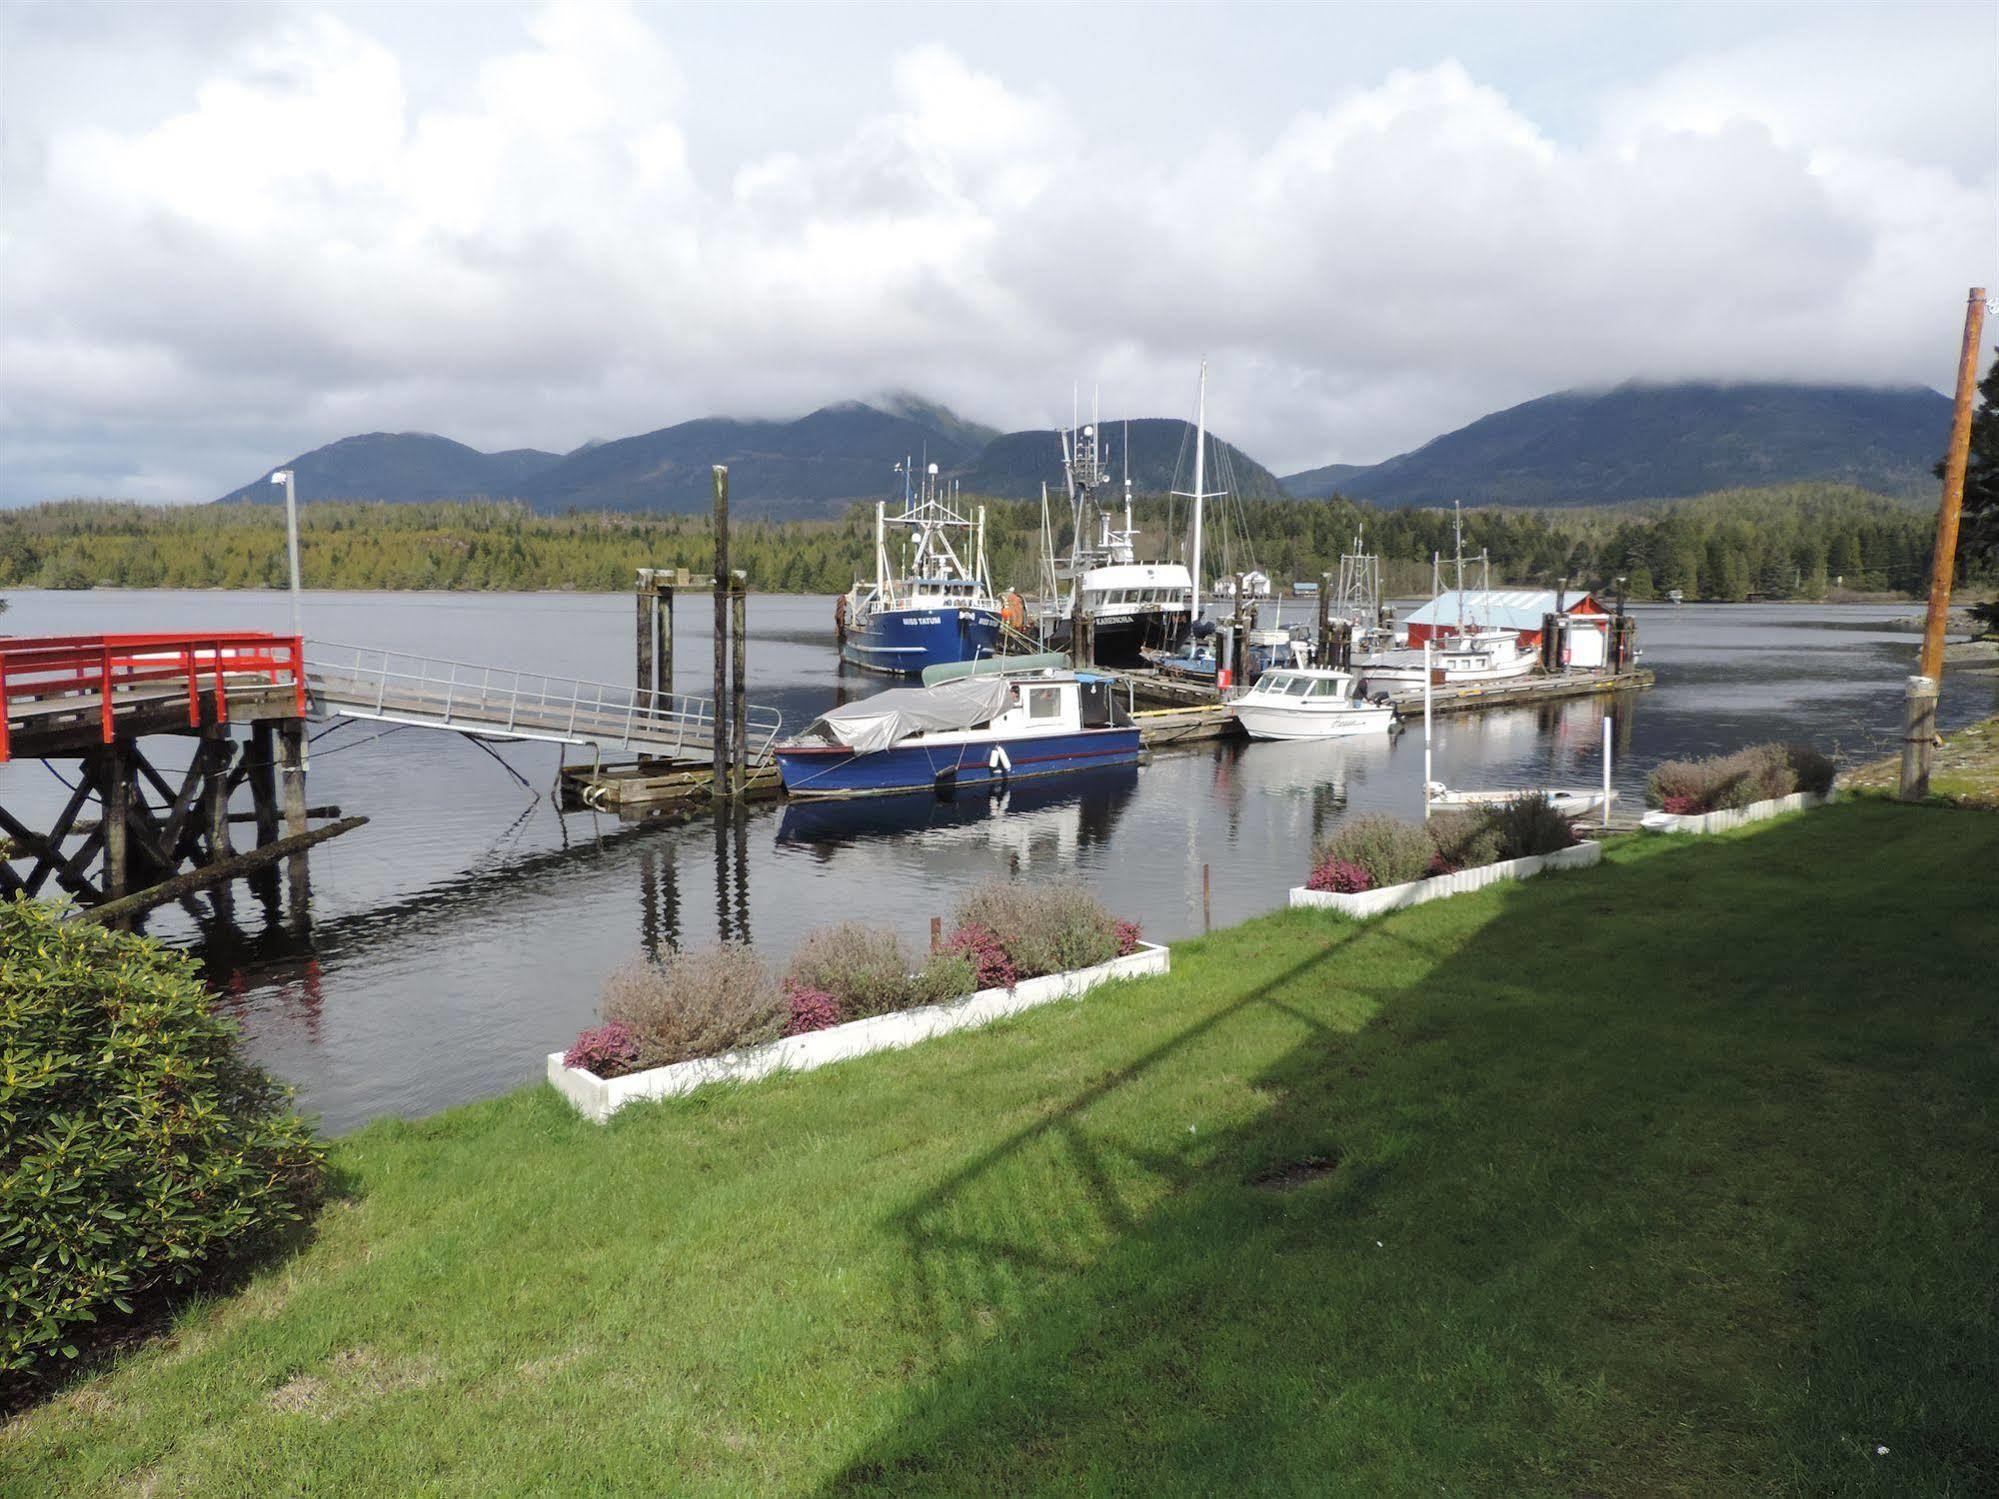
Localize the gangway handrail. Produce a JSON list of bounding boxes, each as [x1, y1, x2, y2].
[[304, 641, 782, 762]]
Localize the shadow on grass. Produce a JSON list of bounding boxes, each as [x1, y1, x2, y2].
[[820, 805, 1999, 1495]]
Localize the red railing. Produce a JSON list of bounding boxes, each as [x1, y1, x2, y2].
[[0, 632, 306, 761]]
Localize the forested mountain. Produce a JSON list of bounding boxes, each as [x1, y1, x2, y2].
[[512, 399, 994, 518], [958, 418, 1287, 501], [1281, 382, 1954, 506], [216, 433, 563, 505]]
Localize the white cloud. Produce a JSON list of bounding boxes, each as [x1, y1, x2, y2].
[[0, 0, 1992, 501]]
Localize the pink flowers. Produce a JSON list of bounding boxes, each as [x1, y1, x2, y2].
[[944, 922, 1017, 990], [562, 1021, 640, 1076], [782, 983, 843, 1037], [1306, 857, 1374, 894], [1114, 919, 1143, 958]]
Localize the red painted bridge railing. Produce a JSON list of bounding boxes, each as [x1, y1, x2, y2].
[[0, 632, 306, 762]]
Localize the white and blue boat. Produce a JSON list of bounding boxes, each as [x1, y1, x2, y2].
[[775, 670, 1140, 799], [836, 462, 1004, 676]]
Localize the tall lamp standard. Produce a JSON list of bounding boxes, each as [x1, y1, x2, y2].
[[269, 469, 303, 640]]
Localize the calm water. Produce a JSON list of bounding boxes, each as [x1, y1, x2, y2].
[[4, 589, 1992, 1132]]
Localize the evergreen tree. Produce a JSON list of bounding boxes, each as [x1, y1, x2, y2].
[[1951, 348, 1999, 577]]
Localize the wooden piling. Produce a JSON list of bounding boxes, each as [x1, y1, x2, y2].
[[1315, 574, 1332, 667], [712, 466, 731, 796], [248, 722, 281, 848], [100, 742, 129, 900], [278, 719, 309, 910], [659, 582, 674, 704], [730, 573, 748, 795], [636, 579, 655, 702], [202, 725, 233, 861]]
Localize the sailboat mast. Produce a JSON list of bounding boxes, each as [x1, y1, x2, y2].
[[1192, 360, 1208, 622], [1453, 502, 1466, 635]]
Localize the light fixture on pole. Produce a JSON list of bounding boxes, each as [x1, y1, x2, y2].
[[269, 469, 303, 641]]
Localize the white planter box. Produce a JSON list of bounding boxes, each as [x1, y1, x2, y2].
[[1287, 840, 1602, 918], [1639, 790, 1835, 835], [547, 941, 1170, 1123]]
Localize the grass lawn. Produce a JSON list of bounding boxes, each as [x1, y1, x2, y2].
[[4, 801, 1995, 1496], [1844, 712, 1999, 808]]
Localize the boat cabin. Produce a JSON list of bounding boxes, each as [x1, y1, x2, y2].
[[1243, 669, 1363, 703]]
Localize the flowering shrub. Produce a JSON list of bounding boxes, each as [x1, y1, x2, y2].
[[1426, 811, 1506, 875], [1306, 856, 1373, 893], [785, 923, 925, 1020], [600, 943, 784, 1068], [563, 1021, 641, 1076], [1485, 792, 1579, 860], [781, 983, 842, 1037], [945, 922, 1016, 989], [1646, 740, 1834, 813], [1309, 816, 1433, 890], [949, 881, 1126, 980], [1114, 919, 1143, 957]]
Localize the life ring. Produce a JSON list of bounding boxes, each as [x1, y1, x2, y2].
[[1000, 590, 1026, 632]]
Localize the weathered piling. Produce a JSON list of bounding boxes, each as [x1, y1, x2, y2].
[[730, 572, 748, 795], [1314, 573, 1332, 666], [712, 466, 732, 791]]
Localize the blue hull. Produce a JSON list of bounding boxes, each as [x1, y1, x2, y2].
[[840, 605, 1003, 677], [777, 727, 1141, 799]]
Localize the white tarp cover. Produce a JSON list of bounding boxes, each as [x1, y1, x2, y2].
[[814, 677, 1014, 754]]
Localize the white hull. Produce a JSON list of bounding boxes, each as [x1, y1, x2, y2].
[[1231, 702, 1396, 740], [1428, 785, 1616, 817], [1434, 652, 1538, 683]]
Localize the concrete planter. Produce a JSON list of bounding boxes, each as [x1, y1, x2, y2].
[[1288, 840, 1602, 919], [548, 942, 1170, 1123], [1639, 790, 1836, 835]]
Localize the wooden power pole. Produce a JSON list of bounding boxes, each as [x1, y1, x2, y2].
[[1900, 286, 1988, 800]]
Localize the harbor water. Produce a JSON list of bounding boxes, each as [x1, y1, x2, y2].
[[3, 589, 1992, 1132]]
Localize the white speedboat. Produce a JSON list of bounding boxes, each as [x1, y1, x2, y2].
[[1426, 783, 1616, 818], [1229, 668, 1396, 740]]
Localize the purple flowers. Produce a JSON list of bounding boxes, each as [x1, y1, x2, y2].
[[563, 1021, 640, 1077], [944, 922, 1017, 990], [1114, 919, 1143, 958], [1306, 857, 1374, 894], [782, 983, 843, 1037]]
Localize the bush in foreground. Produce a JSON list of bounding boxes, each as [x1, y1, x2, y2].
[[1646, 741, 1835, 813], [0, 897, 324, 1389], [1313, 796, 1581, 889], [601, 944, 784, 1070], [1309, 816, 1434, 891], [947, 881, 1130, 982]]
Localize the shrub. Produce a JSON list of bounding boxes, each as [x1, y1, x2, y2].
[[600, 943, 784, 1068], [781, 984, 842, 1037], [1305, 856, 1373, 893], [1485, 793, 1579, 861], [1646, 740, 1830, 812], [944, 922, 1015, 990], [784, 923, 923, 1021], [1114, 919, 1143, 957], [1786, 743, 1836, 796], [1426, 811, 1507, 874], [949, 882, 1125, 981], [908, 948, 979, 1006], [563, 1021, 640, 1076], [0, 897, 325, 1387], [1309, 815, 1433, 889]]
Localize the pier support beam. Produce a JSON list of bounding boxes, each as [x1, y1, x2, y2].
[[712, 466, 732, 795], [730, 572, 748, 795], [278, 719, 310, 911], [100, 742, 129, 901]]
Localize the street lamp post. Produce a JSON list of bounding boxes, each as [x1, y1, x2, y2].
[[269, 469, 303, 641]]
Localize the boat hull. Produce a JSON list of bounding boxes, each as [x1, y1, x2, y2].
[[777, 727, 1142, 799], [841, 605, 1003, 676], [1041, 610, 1188, 669], [1230, 703, 1396, 741]]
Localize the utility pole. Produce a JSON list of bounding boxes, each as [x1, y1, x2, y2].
[[1900, 286, 1988, 800], [269, 469, 303, 641]]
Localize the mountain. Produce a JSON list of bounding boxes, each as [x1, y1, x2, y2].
[[1276, 462, 1371, 500], [513, 400, 993, 517], [957, 417, 1288, 501], [217, 433, 563, 505], [1281, 382, 1955, 507]]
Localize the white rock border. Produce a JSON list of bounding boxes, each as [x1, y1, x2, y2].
[[1288, 840, 1602, 919], [1638, 789, 1836, 835], [547, 942, 1171, 1123]]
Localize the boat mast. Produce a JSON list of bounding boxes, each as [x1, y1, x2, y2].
[[1123, 418, 1133, 545], [875, 500, 890, 606], [1453, 501, 1466, 636]]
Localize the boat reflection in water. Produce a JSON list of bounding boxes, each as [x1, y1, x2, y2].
[[775, 763, 1140, 858]]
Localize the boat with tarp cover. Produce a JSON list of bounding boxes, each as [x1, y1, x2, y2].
[[774, 671, 1140, 799]]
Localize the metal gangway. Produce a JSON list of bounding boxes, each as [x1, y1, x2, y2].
[[305, 643, 783, 765]]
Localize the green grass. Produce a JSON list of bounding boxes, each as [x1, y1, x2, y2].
[[5, 802, 1995, 1496]]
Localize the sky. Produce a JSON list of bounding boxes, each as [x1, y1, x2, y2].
[[1, 0, 1994, 504]]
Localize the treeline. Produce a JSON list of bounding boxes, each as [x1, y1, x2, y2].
[[0, 483, 1958, 601]]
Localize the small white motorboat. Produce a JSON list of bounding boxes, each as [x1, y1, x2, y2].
[[1229, 668, 1396, 741], [1425, 783, 1617, 818]]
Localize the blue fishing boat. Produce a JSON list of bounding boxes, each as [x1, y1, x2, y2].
[[775, 671, 1140, 799], [837, 461, 1004, 676]]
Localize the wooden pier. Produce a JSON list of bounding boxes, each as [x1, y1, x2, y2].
[[0, 633, 358, 922]]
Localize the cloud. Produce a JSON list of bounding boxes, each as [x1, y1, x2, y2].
[[0, 0, 1992, 501]]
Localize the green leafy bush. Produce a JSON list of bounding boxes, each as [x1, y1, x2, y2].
[[0, 897, 324, 1386], [1785, 743, 1836, 796], [784, 924, 924, 1021], [1426, 811, 1507, 875], [1309, 816, 1434, 889], [600, 943, 785, 1067], [1484, 793, 1581, 860]]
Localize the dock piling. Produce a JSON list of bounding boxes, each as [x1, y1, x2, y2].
[[730, 572, 748, 795], [712, 466, 732, 793]]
